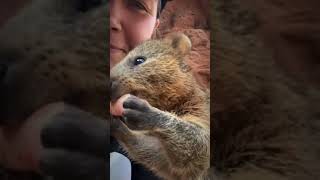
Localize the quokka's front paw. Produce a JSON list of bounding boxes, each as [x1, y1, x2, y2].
[[122, 95, 161, 130], [110, 116, 131, 140]]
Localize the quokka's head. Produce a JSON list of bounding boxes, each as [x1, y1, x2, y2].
[[110, 33, 195, 109]]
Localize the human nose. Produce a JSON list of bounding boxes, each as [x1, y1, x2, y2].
[[110, 0, 122, 32]]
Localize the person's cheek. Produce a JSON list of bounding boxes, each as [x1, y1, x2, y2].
[[126, 17, 157, 49], [110, 53, 125, 69]]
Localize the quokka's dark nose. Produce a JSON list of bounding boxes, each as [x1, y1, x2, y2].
[[110, 80, 120, 102], [0, 49, 21, 83], [0, 51, 22, 125]]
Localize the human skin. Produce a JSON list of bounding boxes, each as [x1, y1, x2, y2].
[[2, 0, 319, 175], [0, 0, 108, 173], [0, 0, 45, 172], [110, 0, 160, 68], [0, 0, 161, 172]]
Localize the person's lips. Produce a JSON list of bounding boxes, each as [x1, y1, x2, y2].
[[110, 44, 126, 54]]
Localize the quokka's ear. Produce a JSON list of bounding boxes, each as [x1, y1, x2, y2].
[[164, 33, 192, 56]]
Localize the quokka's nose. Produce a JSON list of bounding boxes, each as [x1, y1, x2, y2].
[[110, 80, 120, 102]]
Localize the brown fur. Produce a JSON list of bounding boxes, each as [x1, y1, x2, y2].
[[0, 0, 108, 179], [211, 0, 320, 179], [111, 33, 210, 180], [0, 0, 108, 124]]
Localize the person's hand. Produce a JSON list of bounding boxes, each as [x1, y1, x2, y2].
[[39, 105, 108, 180]]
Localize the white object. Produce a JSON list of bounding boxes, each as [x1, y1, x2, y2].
[[110, 152, 132, 180]]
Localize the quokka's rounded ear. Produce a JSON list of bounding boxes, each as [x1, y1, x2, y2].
[[164, 33, 192, 56]]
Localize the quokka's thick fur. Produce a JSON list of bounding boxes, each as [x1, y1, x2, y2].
[[210, 0, 320, 179], [111, 33, 210, 180]]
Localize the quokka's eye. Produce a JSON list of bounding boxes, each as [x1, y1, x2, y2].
[[133, 56, 146, 66]]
